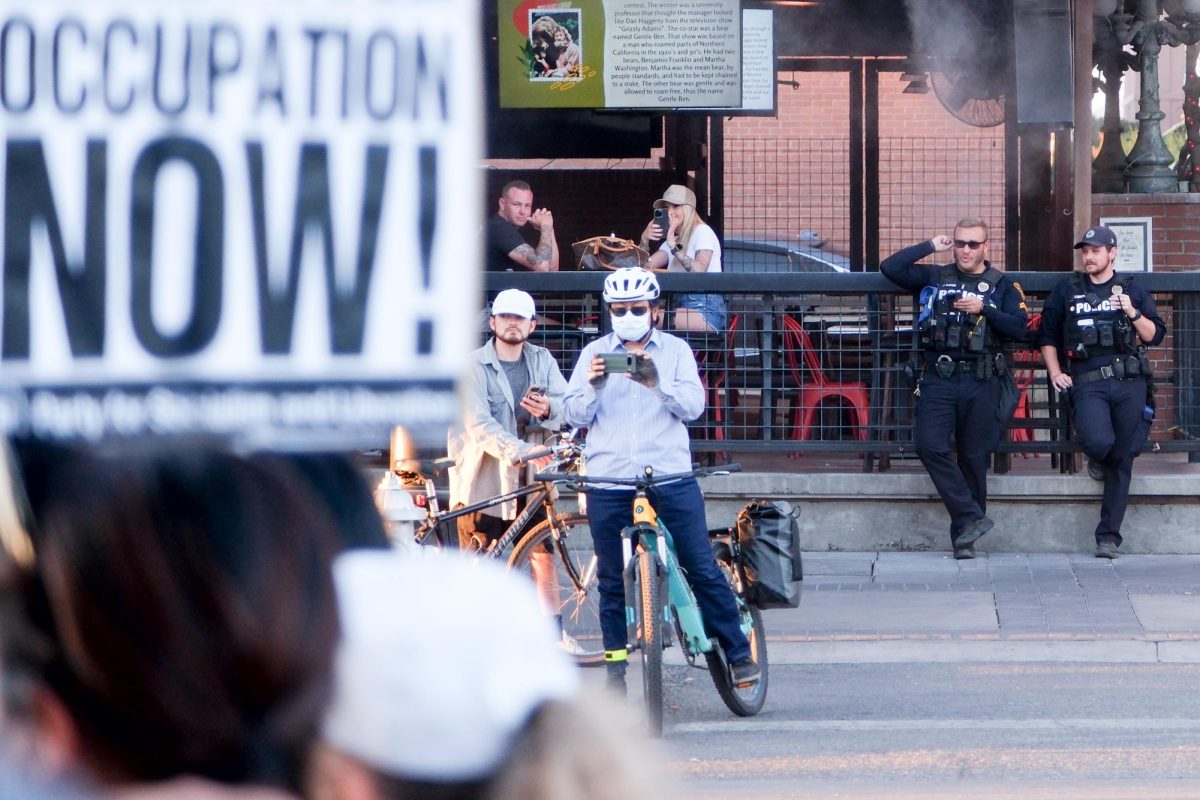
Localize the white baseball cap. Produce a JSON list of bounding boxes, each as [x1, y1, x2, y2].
[[490, 289, 536, 319], [322, 551, 579, 781]]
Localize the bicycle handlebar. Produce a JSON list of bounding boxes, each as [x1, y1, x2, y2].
[[533, 463, 741, 487], [520, 440, 580, 465]]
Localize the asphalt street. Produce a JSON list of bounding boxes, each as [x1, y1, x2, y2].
[[582, 551, 1200, 798]]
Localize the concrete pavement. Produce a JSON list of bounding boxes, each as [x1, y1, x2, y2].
[[669, 551, 1200, 666]]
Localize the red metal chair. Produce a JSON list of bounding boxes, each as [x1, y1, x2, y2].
[[780, 316, 869, 442], [707, 313, 740, 443], [1007, 312, 1042, 454]]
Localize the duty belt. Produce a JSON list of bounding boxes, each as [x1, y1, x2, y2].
[[1072, 356, 1143, 385], [924, 353, 991, 380]]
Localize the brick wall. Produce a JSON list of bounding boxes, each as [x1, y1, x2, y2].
[[723, 70, 1008, 267], [1090, 193, 1200, 442]]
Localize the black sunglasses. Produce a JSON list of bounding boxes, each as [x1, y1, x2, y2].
[[953, 239, 988, 250], [610, 306, 650, 317]]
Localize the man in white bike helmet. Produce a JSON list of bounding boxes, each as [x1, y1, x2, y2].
[[562, 267, 757, 695]]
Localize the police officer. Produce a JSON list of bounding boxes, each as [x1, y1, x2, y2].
[[1038, 225, 1165, 558], [881, 218, 1029, 559]]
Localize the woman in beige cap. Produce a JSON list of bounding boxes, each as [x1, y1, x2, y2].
[[638, 184, 726, 333]]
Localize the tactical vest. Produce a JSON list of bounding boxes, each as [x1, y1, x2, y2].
[[917, 265, 1003, 355], [1064, 272, 1137, 360]]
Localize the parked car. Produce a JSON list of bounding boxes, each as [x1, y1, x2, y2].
[[723, 238, 851, 273]]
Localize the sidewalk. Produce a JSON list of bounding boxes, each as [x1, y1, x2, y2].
[[706, 551, 1200, 666]]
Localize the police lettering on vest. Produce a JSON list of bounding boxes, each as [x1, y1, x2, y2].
[[1065, 273, 1137, 360], [918, 265, 1003, 354]]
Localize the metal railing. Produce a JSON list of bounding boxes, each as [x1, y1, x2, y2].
[[485, 271, 1200, 471]]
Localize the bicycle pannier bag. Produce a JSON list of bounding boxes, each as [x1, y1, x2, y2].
[[735, 500, 802, 609]]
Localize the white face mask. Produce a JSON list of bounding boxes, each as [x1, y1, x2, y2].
[[610, 311, 651, 342]]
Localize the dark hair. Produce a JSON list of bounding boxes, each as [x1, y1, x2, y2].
[[0, 441, 341, 792], [272, 453, 390, 552], [500, 180, 531, 198]]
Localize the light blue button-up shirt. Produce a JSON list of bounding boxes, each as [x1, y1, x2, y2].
[[563, 329, 705, 481]]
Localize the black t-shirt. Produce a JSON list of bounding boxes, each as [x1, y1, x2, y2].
[[485, 216, 538, 272]]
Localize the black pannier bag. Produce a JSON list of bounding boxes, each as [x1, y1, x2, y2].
[[734, 500, 802, 609]]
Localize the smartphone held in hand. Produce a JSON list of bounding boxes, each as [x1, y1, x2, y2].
[[600, 353, 637, 374], [652, 207, 669, 238]]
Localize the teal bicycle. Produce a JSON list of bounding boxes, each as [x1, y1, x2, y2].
[[545, 464, 768, 736]]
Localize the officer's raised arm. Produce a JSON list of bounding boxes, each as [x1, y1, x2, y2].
[[879, 237, 945, 291]]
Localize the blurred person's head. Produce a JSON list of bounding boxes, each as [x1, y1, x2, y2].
[[311, 551, 662, 800], [0, 440, 342, 796], [274, 453, 390, 552]]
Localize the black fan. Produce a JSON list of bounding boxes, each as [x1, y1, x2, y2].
[[931, 64, 1006, 127], [917, 1, 1010, 128]]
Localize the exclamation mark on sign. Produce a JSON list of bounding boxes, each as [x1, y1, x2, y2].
[[417, 146, 436, 355]]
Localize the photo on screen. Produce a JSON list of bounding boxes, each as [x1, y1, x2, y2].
[[525, 8, 583, 81]]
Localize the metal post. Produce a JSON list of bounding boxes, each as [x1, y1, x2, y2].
[[1093, 16, 1134, 192], [1125, 0, 1200, 191], [1075, 1, 1097, 234], [1126, 0, 1179, 191]]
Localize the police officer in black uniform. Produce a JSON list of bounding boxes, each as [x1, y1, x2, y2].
[[882, 218, 1029, 559], [1038, 225, 1165, 558]]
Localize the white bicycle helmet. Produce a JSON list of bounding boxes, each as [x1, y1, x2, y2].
[[602, 267, 660, 303]]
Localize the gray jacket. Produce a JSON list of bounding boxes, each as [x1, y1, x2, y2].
[[447, 339, 567, 518]]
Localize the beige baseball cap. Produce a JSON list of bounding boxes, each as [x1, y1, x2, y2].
[[653, 184, 697, 209]]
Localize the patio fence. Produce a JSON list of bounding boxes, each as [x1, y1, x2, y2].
[[485, 271, 1200, 472]]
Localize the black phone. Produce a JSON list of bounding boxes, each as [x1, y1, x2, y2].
[[600, 353, 637, 373], [652, 207, 669, 238], [526, 385, 546, 398]]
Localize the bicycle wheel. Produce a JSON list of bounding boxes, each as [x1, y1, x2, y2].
[[637, 549, 665, 737], [708, 550, 768, 717], [508, 513, 604, 666]]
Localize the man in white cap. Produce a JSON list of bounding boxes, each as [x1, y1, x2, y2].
[[449, 289, 567, 551]]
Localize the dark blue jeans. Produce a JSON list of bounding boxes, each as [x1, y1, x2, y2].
[[585, 478, 750, 665]]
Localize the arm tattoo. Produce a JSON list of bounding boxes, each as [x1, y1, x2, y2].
[[512, 243, 547, 267], [674, 251, 695, 272]]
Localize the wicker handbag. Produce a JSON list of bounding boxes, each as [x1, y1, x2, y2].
[[572, 236, 651, 270]]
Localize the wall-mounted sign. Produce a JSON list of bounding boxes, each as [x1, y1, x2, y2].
[[498, 0, 741, 109], [694, 9, 775, 116], [1099, 217, 1153, 272], [0, 0, 481, 448]]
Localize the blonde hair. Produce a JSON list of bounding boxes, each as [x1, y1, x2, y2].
[[366, 692, 670, 800], [487, 693, 668, 800], [675, 203, 703, 250]]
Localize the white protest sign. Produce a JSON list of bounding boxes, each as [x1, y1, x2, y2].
[[0, 0, 479, 447]]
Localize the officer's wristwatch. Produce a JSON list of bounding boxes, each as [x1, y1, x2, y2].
[[1129, 310, 1143, 322]]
